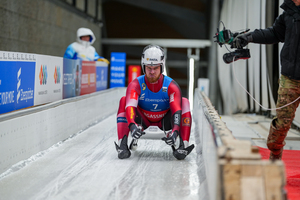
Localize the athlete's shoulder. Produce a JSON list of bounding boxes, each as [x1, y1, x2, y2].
[[128, 78, 140, 87], [127, 78, 141, 94], [168, 78, 181, 95], [163, 75, 173, 81], [163, 75, 179, 88]]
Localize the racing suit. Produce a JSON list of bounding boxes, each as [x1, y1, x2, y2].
[[116, 74, 192, 147]]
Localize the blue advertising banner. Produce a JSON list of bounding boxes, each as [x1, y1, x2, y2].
[[0, 61, 35, 114], [63, 58, 81, 99], [15, 62, 35, 110], [96, 61, 108, 91], [0, 61, 16, 114], [110, 52, 126, 88]]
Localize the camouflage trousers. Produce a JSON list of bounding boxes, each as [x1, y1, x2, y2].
[[267, 75, 300, 154]]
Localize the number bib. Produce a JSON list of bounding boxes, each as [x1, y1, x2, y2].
[[137, 75, 172, 122]]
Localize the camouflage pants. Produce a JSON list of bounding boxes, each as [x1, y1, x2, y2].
[[267, 75, 300, 154]]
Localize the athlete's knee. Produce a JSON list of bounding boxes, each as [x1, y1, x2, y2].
[[119, 96, 126, 105], [117, 96, 126, 114]]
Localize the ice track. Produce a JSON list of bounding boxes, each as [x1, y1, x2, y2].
[[0, 114, 202, 200]]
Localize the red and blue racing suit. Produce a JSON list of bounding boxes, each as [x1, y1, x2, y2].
[[117, 74, 192, 145]]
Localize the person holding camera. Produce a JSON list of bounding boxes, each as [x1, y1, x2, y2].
[[232, 0, 300, 160]]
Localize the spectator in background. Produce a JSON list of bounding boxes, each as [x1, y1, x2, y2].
[[64, 27, 109, 63]]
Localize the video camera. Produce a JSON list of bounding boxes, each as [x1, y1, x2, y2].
[[214, 21, 251, 64]]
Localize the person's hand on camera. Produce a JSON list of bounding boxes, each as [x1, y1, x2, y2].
[[231, 32, 253, 49]]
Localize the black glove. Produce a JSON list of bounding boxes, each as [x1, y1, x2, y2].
[[162, 130, 178, 145], [231, 32, 253, 49], [129, 123, 144, 139]]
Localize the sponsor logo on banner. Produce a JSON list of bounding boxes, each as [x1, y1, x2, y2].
[[34, 55, 63, 105], [39, 65, 48, 85], [82, 74, 88, 85], [63, 73, 73, 85], [0, 60, 35, 114], [80, 61, 96, 95], [90, 73, 96, 85], [0, 91, 15, 106], [111, 57, 126, 62], [110, 52, 126, 88], [17, 68, 21, 103], [54, 66, 61, 84], [63, 58, 81, 98], [16, 67, 34, 104], [96, 62, 108, 91]]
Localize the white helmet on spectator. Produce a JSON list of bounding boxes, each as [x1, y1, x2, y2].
[[141, 45, 165, 74]]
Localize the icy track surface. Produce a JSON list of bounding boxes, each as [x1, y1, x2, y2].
[[0, 114, 201, 200]]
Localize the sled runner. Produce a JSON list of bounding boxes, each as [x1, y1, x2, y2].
[[127, 125, 194, 160]]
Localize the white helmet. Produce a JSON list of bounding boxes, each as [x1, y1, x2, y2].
[[141, 45, 165, 74]]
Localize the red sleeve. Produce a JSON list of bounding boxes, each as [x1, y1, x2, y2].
[[168, 80, 182, 132], [125, 79, 141, 126]]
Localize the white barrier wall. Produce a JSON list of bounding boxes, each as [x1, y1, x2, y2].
[[193, 88, 221, 200], [0, 87, 126, 175]]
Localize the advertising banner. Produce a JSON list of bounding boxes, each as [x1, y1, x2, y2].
[[34, 55, 63, 105], [110, 52, 126, 88], [128, 65, 141, 84], [0, 61, 16, 114], [80, 61, 96, 95], [0, 51, 36, 114], [63, 58, 81, 99], [96, 61, 108, 91], [15, 62, 35, 110]]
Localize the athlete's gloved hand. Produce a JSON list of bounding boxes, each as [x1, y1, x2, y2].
[[129, 123, 144, 139], [231, 32, 253, 49], [162, 130, 178, 145]]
